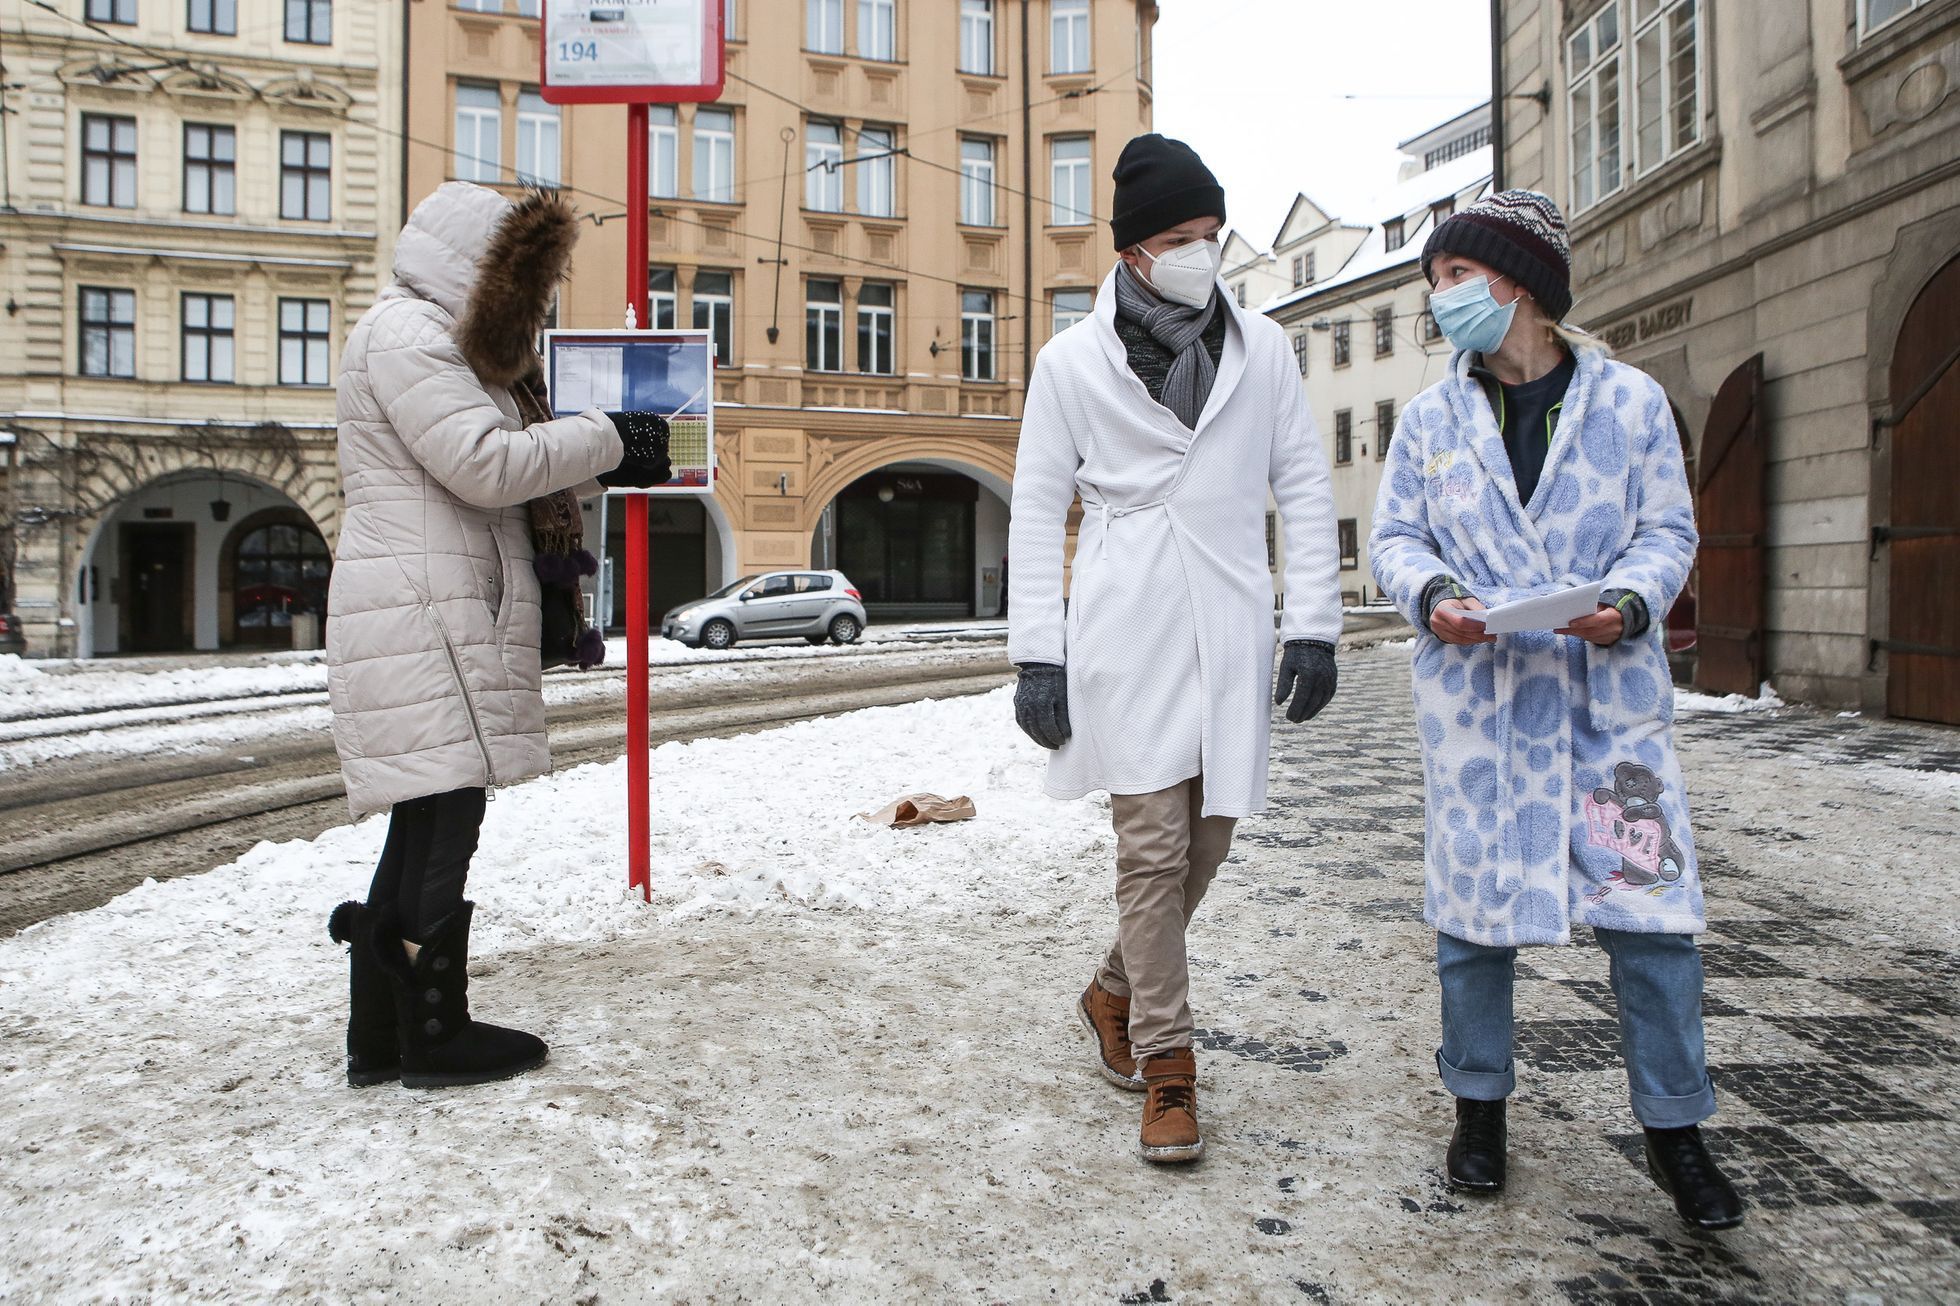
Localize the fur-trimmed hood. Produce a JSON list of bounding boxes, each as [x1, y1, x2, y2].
[[390, 182, 580, 386]]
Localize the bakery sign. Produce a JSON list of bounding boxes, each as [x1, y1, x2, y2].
[[1598, 295, 1695, 352]]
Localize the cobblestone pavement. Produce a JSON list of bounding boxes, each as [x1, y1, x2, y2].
[[1216, 647, 1959, 1303]]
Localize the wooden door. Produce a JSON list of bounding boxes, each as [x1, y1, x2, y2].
[[121, 523, 193, 653], [1694, 355, 1766, 696], [1884, 255, 1960, 725]]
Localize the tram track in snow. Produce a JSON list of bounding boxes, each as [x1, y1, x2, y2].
[[0, 647, 1012, 934]]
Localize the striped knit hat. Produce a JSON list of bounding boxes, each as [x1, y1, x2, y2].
[[1420, 189, 1572, 322]]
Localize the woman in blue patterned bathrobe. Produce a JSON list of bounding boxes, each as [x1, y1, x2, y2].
[[1369, 192, 1744, 1232]]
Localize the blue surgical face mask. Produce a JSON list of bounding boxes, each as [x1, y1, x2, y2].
[[1429, 274, 1518, 354]]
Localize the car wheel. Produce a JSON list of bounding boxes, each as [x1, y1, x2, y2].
[[702, 619, 736, 650], [828, 614, 861, 645]]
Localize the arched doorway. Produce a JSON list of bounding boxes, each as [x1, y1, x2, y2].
[[811, 460, 1011, 621], [1694, 356, 1766, 697], [1883, 253, 1960, 725], [222, 509, 331, 646], [594, 492, 736, 632], [79, 470, 328, 656]]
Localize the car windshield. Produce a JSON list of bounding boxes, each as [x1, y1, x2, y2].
[[705, 575, 763, 600]]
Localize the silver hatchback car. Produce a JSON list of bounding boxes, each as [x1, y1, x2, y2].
[[661, 569, 867, 649]]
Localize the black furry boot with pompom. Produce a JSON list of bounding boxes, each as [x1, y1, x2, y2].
[[328, 901, 401, 1088]]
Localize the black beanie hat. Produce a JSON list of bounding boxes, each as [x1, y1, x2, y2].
[[1110, 134, 1226, 251], [1420, 189, 1573, 322]]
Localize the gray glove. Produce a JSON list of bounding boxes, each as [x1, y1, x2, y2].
[[1274, 639, 1338, 723], [1013, 662, 1071, 750]]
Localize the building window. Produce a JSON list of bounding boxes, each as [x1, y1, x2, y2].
[[1332, 319, 1351, 367], [181, 293, 235, 384], [1292, 332, 1310, 376], [807, 0, 843, 53], [280, 131, 332, 221], [1374, 305, 1395, 357], [857, 124, 895, 217], [959, 136, 995, 225], [516, 91, 560, 187], [1421, 309, 1442, 343], [1051, 288, 1091, 335], [285, 0, 331, 44], [1383, 217, 1406, 252], [806, 120, 844, 211], [1234, 282, 1247, 307], [1333, 409, 1353, 465], [1632, 0, 1700, 175], [693, 107, 736, 202], [806, 279, 843, 371], [183, 123, 236, 215], [1050, 135, 1093, 226], [278, 298, 331, 386], [960, 0, 994, 74], [1567, 4, 1624, 212], [648, 104, 679, 198], [1050, 0, 1090, 74], [1376, 400, 1395, 458], [1337, 519, 1359, 570], [857, 281, 895, 374], [79, 287, 136, 378], [1422, 125, 1490, 170], [188, 0, 237, 35], [454, 84, 501, 183], [515, 0, 540, 13], [81, 114, 137, 209], [648, 267, 678, 329], [1430, 197, 1455, 225], [87, 0, 134, 22], [692, 270, 734, 364], [858, 0, 895, 61], [961, 289, 995, 381], [723, 0, 738, 37], [1291, 251, 1315, 288], [1862, 0, 1930, 36]]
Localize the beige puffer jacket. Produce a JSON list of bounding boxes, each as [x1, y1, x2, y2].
[[327, 182, 622, 818]]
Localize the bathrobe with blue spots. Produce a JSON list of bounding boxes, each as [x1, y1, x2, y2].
[[1369, 345, 1704, 947]]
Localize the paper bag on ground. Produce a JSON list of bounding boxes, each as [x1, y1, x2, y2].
[[856, 793, 977, 828], [1459, 581, 1605, 635]]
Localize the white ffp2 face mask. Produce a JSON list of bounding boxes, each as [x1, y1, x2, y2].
[[1138, 239, 1222, 309]]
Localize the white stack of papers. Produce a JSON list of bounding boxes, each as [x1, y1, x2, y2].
[[1458, 581, 1605, 634]]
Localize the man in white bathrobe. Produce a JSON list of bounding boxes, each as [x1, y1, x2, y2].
[[1008, 135, 1344, 1164]]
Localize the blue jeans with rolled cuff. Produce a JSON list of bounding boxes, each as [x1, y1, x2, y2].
[[1434, 928, 1718, 1129]]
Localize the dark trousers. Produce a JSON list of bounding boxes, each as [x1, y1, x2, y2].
[[365, 787, 488, 941]]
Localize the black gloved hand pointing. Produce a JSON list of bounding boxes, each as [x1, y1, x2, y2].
[[597, 411, 673, 488], [1013, 662, 1071, 750], [1274, 639, 1338, 724]]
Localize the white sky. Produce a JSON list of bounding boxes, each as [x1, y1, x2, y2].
[[1149, 1, 1492, 252]]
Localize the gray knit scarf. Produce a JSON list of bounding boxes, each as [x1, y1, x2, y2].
[[1113, 260, 1220, 429]]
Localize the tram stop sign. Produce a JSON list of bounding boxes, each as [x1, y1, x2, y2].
[[539, 0, 726, 105]]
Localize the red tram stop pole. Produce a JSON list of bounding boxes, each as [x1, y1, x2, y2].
[[624, 100, 652, 902]]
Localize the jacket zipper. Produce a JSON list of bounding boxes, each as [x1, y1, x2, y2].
[[423, 599, 499, 800]]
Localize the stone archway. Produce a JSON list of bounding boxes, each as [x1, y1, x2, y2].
[[76, 464, 329, 657], [806, 451, 1015, 621]]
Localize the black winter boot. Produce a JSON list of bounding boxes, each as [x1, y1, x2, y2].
[[328, 901, 400, 1087], [366, 901, 548, 1089], [1445, 1096, 1507, 1193], [1644, 1125, 1745, 1230]]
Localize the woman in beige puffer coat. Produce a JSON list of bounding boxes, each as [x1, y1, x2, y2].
[[324, 182, 672, 1090]]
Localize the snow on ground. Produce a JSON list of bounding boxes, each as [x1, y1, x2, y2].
[[0, 687, 1127, 1300], [1674, 682, 1786, 714]]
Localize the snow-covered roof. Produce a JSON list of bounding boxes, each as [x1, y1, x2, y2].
[[1258, 146, 1493, 316]]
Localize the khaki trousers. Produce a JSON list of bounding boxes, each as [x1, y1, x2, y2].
[[1095, 775, 1238, 1061]]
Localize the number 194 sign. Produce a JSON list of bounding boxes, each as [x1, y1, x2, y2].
[[539, 0, 726, 105]]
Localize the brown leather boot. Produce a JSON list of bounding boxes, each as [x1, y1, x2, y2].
[[1078, 979, 1144, 1091], [1138, 1048, 1204, 1163]]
